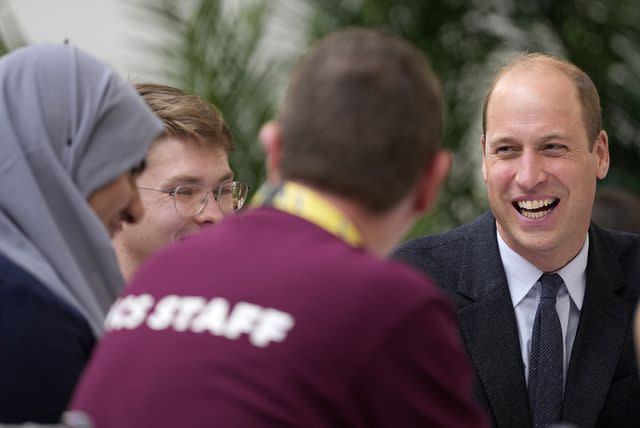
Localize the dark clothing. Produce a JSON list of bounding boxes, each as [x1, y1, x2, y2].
[[394, 211, 640, 428], [0, 253, 95, 423], [71, 207, 488, 428]]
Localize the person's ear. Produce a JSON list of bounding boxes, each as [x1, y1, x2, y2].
[[413, 149, 452, 214], [481, 135, 488, 183], [594, 130, 610, 180], [259, 121, 283, 183]]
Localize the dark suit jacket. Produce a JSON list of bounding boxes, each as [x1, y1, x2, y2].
[[0, 253, 95, 423], [394, 211, 640, 428]]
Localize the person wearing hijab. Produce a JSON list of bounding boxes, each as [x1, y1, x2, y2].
[[0, 44, 163, 423]]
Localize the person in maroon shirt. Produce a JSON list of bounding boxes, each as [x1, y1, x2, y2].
[[70, 28, 489, 428]]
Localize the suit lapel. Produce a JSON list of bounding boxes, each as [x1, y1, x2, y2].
[[456, 213, 532, 428], [562, 225, 631, 427]]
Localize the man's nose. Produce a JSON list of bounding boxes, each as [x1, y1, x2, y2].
[[122, 188, 144, 224], [193, 193, 224, 225], [515, 153, 547, 191]]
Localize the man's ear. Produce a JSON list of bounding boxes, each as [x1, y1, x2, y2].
[[481, 135, 488, 182], [259, 121, 283, 183], [413, 149, 452, 214], [595, 130, 610, 180]]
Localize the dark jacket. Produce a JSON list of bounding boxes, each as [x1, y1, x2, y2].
[[0, 253, 95, 423], [394, 211, 640, 428]]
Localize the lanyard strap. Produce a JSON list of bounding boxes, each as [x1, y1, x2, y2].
[[252, 181, 363, 247]]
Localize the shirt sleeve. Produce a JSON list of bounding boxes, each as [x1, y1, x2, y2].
[[354, 293, 490, 428]]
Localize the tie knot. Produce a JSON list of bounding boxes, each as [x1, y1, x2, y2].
[[539, 273, 563, 299]]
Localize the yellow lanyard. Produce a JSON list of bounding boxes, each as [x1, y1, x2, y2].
[[251, 181, 363, 248]]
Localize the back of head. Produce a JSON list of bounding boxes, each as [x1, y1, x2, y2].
[[135, 83, 233, 151], [279, 29, 443, 213]]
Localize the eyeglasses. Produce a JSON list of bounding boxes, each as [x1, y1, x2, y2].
[[138, 181, 249, 217]]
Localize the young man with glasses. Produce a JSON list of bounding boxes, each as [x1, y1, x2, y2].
[[112, 83, 248, 280]]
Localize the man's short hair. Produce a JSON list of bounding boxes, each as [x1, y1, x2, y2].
[[482, 53, 602, 149], [279, 28, 443, 213], [135, 83, 233, 152]]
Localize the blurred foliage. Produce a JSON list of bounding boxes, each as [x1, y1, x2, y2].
[[0, 1, 638, 238], [131, 0, 290, 195], [141, 0, 640, 238], [307, 0, 640, 239], [309, 0, 502, 237], [0, 0, 25, 55], [0, 33, 8, 57]]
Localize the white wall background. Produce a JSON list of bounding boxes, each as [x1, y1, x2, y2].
[[7, 0, 185, 83], [6, 0, 308, 85]]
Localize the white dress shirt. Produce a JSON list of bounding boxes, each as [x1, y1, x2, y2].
[[496, 231, 587, 389]]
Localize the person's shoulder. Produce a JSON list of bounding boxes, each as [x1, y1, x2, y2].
[[0, 253, 94, 377], [0, 253, 41, 290], [394, 224, 466, 255], [0, 254, 72, 312], [371, 255, 442, 295], [127, 208, 276, 284], [0, 254, 94, 423], [590, 222, 640, 257], [308, 244, 448, 312], [393, 211, 494, 262], [190, 206, 279, 245], [589, 223, 640, 292], [0, 253, 92, 332], [341, 255, 454, 328]]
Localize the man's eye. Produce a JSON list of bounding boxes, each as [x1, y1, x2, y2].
[[171, 187, 196, 197], [496, 146, 516, 154], [544, 144, 565, 151]]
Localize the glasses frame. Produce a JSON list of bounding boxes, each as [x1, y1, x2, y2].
[[138, 181, 249, 218]]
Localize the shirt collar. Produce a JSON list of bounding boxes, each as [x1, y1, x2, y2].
[[497, 230, 588, 310], [251, 181, 363, 247]]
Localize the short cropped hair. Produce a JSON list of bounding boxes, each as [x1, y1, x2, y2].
[[135, 83, 233, 152], [279, 29, 443, 213], [482, 53, 602, 149]]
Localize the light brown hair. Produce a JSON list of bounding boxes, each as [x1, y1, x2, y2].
[[482, 53, 602, 149], [279, 29, 443, 213], [135, 83, 233, 152]]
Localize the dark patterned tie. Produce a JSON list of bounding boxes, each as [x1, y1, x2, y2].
[[528, 273, 564, 428]]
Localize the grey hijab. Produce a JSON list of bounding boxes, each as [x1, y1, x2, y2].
[[0, 44, 163, 335]]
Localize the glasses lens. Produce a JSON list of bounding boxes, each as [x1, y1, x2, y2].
[[173, 184, 207, 217], [217, 181, 248, 214]]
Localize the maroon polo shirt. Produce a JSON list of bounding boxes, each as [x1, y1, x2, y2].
[[71, 207, 488, 428]]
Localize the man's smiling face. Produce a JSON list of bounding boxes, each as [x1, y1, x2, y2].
[[482, 63, 609, 271], [113, 136, 233, 277]]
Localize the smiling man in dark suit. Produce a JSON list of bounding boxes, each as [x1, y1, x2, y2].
[[395, 53, 640, 428]]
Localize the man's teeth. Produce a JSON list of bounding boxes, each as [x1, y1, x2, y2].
[[515, 198, 557, 219], [516, 199, 556, 210], [521, 210, 546, 219]]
